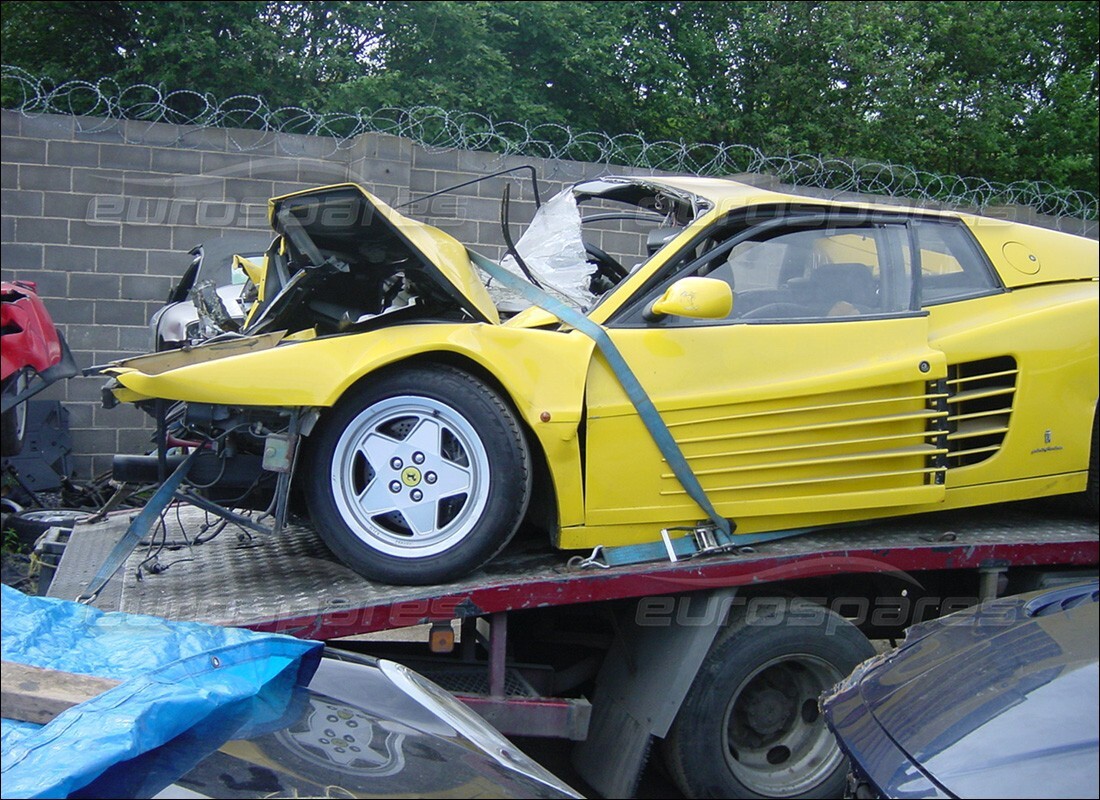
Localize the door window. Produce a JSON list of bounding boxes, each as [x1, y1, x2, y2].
[[623, 221, 914, 325]]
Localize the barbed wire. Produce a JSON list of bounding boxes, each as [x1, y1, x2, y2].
[[3, 66, 1096, 220]]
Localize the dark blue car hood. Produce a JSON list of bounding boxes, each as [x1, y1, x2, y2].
[[847, 584, 1099, 798]]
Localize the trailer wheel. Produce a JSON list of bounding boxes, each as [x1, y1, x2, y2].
[[662, 597, 875, 799], [307, 365, 530, 585]]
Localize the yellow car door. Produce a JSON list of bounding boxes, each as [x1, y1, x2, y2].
[[582, 217, 951, 542]]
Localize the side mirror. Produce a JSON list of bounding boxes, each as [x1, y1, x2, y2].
[[644, 277, 733, 321]]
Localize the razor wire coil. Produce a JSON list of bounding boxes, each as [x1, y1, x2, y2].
[[3, 66, 1096, 220]]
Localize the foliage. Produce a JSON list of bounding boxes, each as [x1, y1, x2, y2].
[[2, 0, 1096, 192], [3, 524, 22, 556]]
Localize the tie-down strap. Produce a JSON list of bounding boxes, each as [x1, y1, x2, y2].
[[468, 250, 733, 542]]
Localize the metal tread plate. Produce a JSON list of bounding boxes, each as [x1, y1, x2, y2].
[[49, 504, 565, 629], [48, 501, 1097, 638]]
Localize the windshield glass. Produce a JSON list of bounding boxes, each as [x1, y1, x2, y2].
[[493, 189, 592, 307]]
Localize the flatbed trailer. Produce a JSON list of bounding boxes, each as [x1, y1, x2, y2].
[[45, 501, 1098, 798]]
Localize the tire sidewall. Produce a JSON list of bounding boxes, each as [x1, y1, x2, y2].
[[666, 598, 875, 799], [1, 407, 25, 457], [1, 372, 28, 457], [306, 366, 530, 584]]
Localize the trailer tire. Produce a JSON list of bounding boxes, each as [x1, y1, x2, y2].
[[662, 597, 875, 799], [307, 365, 531, 585]]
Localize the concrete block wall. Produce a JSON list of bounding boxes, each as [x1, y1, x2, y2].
[[1, 109, 658, 478]]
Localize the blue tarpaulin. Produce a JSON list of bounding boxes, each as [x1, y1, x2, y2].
[[1, 585, 322, 798]]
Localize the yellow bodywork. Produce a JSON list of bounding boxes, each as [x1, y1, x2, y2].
[[108, 324, 597, 529], [106, 177, 1099, 553]]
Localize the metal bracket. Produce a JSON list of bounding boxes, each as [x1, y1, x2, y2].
[[567, 546, 610, 570], [85, 481, 138, 524], [691, 524, 732, 554], [660, 529, 679, 562], [571, 523, 808, 572], [662, 524, 735, 558]]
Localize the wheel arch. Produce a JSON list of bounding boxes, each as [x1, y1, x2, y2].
[[311, 350, 564, 543], [1084, 400, 1099, 515]]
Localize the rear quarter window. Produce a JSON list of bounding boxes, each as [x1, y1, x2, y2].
[[914, 222, 1000, 305]]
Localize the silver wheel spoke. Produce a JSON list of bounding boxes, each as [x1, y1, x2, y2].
[[402, 417, 441, 460], [331, 395, 492, 558], [400, 417, 474, 498], [352, 418, 474, 535], [424, 455, 471, 499], [356, 467, 400, 517], [359, 432, 402, 478], [399, 495, 438, 536]]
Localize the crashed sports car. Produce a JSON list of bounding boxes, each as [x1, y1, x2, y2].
[[100, 175, 1099, 584]]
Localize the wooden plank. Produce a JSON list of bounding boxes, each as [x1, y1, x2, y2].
[[1, 661, 121, 724]]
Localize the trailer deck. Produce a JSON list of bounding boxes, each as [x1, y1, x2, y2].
[[47, 501, 1098, 640]]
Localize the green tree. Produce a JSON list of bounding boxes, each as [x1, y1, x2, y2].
[[2, 1, 1096, 192]]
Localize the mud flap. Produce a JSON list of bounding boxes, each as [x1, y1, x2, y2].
[[571, 588, 738, 797]]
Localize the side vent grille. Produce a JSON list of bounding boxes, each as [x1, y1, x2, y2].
[[944, 356, 1017, 468]]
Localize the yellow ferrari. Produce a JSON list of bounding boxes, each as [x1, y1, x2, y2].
[[102, 176, 1099, 584]]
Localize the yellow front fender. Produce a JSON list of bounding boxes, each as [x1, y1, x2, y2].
[[109, 324, 596, 526]]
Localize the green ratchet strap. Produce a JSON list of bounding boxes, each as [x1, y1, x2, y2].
[[591, 526, 820, 568], [468, 250, 733, 545]]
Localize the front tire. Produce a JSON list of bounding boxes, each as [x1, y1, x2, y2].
[[662, 597, 875, 798], [307, 365, 531, 585]]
